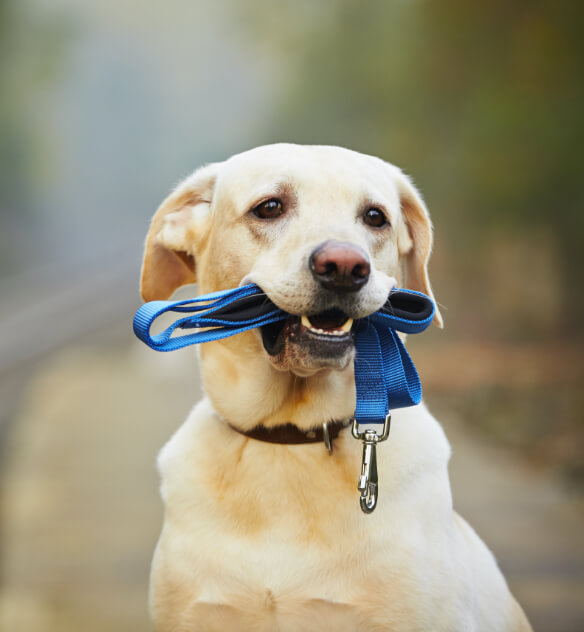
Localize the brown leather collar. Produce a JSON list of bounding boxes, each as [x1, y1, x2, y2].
[[229, 419, 351, 453]]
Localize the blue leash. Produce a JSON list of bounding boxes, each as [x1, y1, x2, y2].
[[133, 283, 434, 513]]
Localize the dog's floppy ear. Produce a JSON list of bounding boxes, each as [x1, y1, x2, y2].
[[395, 171, 443, 327], [140, 163, 218, 302]]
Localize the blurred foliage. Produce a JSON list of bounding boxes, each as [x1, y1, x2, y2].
[[241, 0, 584, 337], [0, 0, 70, 204], [0, 0, 73, 271]]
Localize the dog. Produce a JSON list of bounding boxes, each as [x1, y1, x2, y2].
[[139, 144, 532, 631]]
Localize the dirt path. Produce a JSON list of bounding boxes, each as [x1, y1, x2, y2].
[[1, 342, 583, 631]]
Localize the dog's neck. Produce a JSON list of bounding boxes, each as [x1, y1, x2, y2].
[[199, 332, 356, 432]]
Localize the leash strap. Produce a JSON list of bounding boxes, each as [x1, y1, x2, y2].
[[133, 284, 434, 514], [133, 284, 434, 422]]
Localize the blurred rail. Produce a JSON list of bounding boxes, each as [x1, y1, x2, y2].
[[0, 255, 142, 442], [0, 256, 141, 373]]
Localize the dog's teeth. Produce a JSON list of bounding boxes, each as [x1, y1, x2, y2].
[[340, 318, 353, 333], [301, 315, 353, 336]]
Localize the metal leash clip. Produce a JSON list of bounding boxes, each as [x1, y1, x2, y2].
[[352, 414, 391, 514]]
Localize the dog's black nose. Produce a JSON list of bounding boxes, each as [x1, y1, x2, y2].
[[309, 241, 370, 292]]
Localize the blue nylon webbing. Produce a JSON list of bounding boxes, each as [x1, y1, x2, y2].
[[133, 284, 434, 424]]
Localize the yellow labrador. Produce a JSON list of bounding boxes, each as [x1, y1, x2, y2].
[[140, 144, 532, 631]]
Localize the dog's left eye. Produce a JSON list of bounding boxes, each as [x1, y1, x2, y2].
[[252, 199, 285, 220], [362, 207, 389, 228]]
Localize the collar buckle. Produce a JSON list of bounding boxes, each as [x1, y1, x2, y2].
[[322, 422, 333, 455]]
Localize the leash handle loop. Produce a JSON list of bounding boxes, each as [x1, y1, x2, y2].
[[133, 284, 287, 352]]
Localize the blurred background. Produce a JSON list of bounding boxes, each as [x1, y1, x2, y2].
[[1, 0, 582, 630]]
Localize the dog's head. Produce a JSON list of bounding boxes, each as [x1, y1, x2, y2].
[[140, 145, 441, 425]]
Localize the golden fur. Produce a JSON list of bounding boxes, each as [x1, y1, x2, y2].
[[140, 144, 532, 631]]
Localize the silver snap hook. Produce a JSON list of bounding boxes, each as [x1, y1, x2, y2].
[[351, 415, 391, 514]]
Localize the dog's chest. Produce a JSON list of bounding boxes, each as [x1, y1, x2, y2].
[[161, 525, 440, 632], [154, 473, 454, 632], [151, 402, 458, 630]]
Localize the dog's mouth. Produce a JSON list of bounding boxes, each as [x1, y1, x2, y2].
[[300, 310, 354, 337], [261, 308, 354, 359]]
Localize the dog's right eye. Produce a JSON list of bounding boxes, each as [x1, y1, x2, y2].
[[252, 199, 285, 220]]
